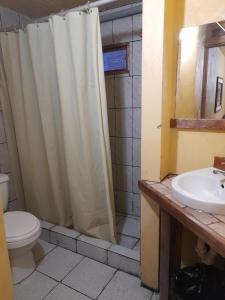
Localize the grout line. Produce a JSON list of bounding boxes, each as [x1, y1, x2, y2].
[[42, 282, 61, 299], [95, 269, 118, 300]]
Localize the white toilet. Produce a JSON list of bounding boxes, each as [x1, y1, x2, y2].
[[0, 174, 41, 284]]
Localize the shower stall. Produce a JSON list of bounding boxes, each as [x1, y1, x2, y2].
[[0, 0, 142, 259]]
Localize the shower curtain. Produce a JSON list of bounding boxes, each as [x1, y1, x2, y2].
[[0, 8, 116, 242]]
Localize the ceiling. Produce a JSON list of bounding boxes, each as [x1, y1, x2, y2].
[[0, 0, 141, 19]]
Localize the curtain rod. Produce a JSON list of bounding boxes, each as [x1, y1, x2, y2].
[[58, 0, 119, 15], [0, 0, 142, 32]]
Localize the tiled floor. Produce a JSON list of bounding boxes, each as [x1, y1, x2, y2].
[[116, 214, 140, 251], [14, 240, 158, 300]]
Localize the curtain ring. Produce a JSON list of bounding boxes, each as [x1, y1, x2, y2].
[[87, 1, 92, 14]]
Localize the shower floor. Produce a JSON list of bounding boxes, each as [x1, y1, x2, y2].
[[116, 214, 140, 251]]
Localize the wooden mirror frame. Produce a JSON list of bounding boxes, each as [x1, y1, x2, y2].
[[171, 24, 225, 130]]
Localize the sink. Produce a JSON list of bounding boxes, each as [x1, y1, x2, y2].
[[172, 167, 225, 215]]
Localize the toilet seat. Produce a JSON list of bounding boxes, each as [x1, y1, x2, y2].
[[4, 211, 41, 249]]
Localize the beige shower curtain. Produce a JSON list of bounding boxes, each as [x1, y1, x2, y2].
[[0, 8, 116, 242]]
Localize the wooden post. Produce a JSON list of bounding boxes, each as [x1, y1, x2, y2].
[[159, 209, 182, 300]]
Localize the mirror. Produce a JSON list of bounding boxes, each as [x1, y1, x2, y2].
[[176, 21, 225, 120]]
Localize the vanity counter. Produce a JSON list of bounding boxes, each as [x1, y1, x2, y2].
[[139, 176, 225, 300], [139, 176, 225, 257]]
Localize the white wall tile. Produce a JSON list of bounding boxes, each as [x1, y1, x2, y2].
[[117, 234, 138, 249], [110, 137, 116, 163], [133, 76, 141, 107], [112, 164, 117, 190], [133, 194, 141, 217], [77, 240, 108, 263], [132, 138, 141, 167], [115, 77, 132, 108], [105, 77, 115, 108], [0, 7, 30, 29], [108, 109, 116, 136], [108, 251, 140, 276], [50, 231, 76, 252], [133, 41, 142, 76], [101, 21, 113, 46], [133, 14, 142, 41], [115, 109, 132, 137], [113, 16, 133, 43], [132, 166, 141, 194], [116, 191, 133, 215], [116, 165, 132, 192], [115, 137, 132, 165], [117, 216, 140, 238], [133, 108, 141, 138]]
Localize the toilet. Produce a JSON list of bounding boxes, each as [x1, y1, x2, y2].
[[0, 174, 41, 284]]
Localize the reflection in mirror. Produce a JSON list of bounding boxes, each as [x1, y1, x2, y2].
[[176, 21, 225, 120]]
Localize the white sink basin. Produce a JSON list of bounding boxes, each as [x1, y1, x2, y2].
[[172, 167, 225, 215]]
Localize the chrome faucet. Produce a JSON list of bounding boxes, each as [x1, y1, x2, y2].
[[213, 169, 225, 176], [213, 169, 225, 185]]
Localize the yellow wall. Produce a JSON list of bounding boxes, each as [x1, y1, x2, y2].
[[141, 0, 164, 182], [184, 0, 225, 26], [176, 27, 199, 118], [0, 201, 13, 300], [169, 1, 225, 176]]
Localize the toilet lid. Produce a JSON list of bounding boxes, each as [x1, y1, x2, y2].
[[4, 211, 40, 243]]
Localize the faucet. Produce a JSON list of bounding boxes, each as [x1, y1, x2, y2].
[[213, 169, 225, 185], [213, 169, 225, 176]]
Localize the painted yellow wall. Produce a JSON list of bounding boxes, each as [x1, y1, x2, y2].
[[0, 201, 13, 300], [141, 0, 164, 182], [170, 130, 225, 174], [184, 0, 225, 26], [169, 0, 225, 175], [175, 27, 200, 118]]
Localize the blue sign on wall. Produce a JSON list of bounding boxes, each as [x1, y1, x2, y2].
[[103, 48, 127, 72]]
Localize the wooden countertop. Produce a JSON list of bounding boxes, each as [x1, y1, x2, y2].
[[139, 176, 225, 258]]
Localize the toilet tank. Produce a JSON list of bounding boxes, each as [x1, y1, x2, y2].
[[0, 174, 9, 212]]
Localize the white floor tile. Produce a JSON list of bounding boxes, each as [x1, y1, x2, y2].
[[117, 234, 138, 249], [45, 284, 91, 300], [63, 257, 116, 299], [117, 217, 140, 238], [14, 271, 57, 300], [98, 271, 152, 300], [33, 239, 56, 262], [37, 247, 83, 281]]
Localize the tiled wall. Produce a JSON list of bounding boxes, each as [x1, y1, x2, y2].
[[101, 13, 142, 217], [0, 7, 30, 211]]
